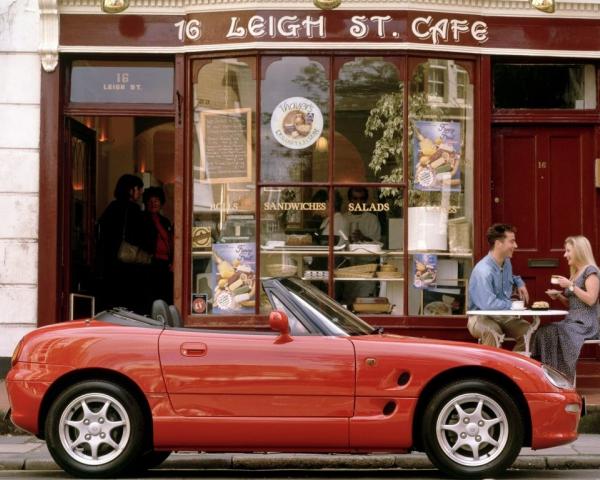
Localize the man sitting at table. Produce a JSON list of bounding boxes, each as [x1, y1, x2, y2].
[[467, 223, 531, 351]]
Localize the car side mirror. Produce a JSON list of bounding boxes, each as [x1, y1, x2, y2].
[[269, 310, 292, 343]]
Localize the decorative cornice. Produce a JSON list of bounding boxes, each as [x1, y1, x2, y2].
[[39, 0, 59, 72], [56, 0, 600, 18]]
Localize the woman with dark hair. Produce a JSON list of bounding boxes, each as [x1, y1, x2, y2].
[[96, 174, 148, 313], [141, 186, 174, 309]]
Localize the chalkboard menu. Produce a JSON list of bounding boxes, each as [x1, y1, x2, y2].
[[198, 108, 252, 183]]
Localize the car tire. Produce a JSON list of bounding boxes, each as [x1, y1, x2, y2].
[[421, 378, 524, 479], [45, 380, 145, 478]]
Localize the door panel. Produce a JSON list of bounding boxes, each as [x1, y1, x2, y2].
[[492, 126, 595, 306], [159, 330, 355, 420], [61, 119, 96, 321]]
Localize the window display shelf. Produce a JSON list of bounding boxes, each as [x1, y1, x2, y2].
[[408, 251, 472, 259], [192, 251, 212, 258], [333, 277, 405, 282]]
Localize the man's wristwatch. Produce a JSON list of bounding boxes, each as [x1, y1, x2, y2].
[[568, 282, 575, 292]]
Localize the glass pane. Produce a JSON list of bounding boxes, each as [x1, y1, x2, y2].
[[408, 59, 474, 316], [493, 64, 596, 109], [334, 57, 404, 183], [261, 57, 330, 183], [192, 58, 257, 316], [70, 60, 174, 104], [333, 187, 404, 315]]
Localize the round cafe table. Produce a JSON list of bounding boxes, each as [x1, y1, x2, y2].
[[466, 309, 568, 356]]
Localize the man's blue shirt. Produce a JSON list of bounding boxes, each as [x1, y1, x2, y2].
[[468, 253, 525, 311]]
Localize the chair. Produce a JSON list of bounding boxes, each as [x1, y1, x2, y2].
[[169, 305, 183, 328], [151, 299, 173, 327]]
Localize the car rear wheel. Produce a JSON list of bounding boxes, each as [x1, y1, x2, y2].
[[45, 380, 144, 478], [421, 379, 523, 479]]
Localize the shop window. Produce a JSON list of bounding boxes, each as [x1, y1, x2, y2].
[[70, 60, 174, 104], [191, 57, 257, 316], [260, 56, 330, 183], [493, 64, 597, 109], [334, 57, 404, 183], [408, 59, 475, 316]]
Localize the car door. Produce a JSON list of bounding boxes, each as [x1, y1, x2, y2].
[[158, 325, 355, 448]]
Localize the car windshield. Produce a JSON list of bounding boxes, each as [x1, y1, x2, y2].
[[279, 278, 376, 336]]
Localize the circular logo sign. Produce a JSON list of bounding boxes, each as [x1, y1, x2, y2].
[[270, 97, 324, 150]]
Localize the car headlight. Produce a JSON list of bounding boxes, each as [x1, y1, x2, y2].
[[11, 339, 23, 367], [542, 364, 573, 389]]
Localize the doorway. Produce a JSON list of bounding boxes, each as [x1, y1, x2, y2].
[[492, 126, 595, 302], [62, 116, 175, 320]]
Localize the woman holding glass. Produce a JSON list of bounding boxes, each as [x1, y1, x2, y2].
[[531, 235, 600, 384]]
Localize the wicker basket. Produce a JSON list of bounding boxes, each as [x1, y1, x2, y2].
[[265, 264, 298, 277], [335, 271, 375, 279], [334, 264, 378, 274]]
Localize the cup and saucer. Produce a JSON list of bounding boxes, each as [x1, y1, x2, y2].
[[511, 300, 526, 311]]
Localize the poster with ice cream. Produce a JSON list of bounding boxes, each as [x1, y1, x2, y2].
[[413, 121, 461, 192], [211, 243, 256, 314]]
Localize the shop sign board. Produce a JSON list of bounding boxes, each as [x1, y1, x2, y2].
[[59, 10, 600, 54], [70, 64, 174, 103], [270, 97, 324, 150]]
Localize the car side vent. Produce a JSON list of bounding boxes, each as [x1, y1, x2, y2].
[[383, 401, 396, 416], [397, 372, 411, 386]]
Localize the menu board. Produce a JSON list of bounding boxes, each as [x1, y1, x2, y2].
[[198, 108, 252, 183]]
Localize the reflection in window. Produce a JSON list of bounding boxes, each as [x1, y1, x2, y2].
[[261, 57, 330, 183], [427, 60, 446, 101], [192, 58, 257, 316], [334, 57, 403, 184], [408, 59, 474, 316]]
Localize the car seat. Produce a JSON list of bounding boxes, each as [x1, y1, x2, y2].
[[151, 299, 173, 327], [169, 305, 183, 328]]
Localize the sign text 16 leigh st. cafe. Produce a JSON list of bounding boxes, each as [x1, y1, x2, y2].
[[174, 12, 489, 46]]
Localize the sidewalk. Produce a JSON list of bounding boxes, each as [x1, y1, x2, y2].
[[0, 434, 598, 472]]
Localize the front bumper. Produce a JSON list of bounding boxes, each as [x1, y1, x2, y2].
[[526, 392, 581, 449]]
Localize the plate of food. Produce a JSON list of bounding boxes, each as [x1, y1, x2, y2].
[[545, 289, 562, 296], [531, 301, 550, 311]]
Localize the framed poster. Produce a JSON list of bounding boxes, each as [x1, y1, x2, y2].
[[198, 108, 252, 184]]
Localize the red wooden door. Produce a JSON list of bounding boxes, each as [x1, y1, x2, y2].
[[491, 126, 596, 306]]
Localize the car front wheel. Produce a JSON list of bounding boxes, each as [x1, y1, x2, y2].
[[45, 380, 144, 478], [421, 379, 524, 479]]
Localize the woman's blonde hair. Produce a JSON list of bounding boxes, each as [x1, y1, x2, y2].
[[565, 235, 598, 276]]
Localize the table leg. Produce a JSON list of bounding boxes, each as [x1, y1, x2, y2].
[[522, 315, 541, 356]]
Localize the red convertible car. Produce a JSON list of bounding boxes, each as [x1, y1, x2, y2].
[[7, 277, 580, 478]]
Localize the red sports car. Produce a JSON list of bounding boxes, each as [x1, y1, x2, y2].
[[7, 277, 580, 478]]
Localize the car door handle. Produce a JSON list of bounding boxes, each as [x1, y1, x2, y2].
[[180, 342, 207, 357]]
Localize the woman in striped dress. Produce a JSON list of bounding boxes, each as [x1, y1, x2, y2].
[[532, 235, 600, 384]]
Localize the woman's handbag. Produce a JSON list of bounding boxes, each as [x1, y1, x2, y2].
[[118, 240, 152, 264], [117, 205, 152, 265]]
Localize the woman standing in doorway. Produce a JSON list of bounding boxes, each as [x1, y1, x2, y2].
[[141, 186, 173, 311], [532, 235, 600, 384], [96, 174, 148, 313]]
